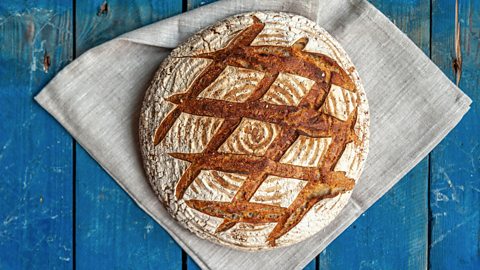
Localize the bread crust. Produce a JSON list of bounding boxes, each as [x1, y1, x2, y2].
[[140, 11, 369, 250]]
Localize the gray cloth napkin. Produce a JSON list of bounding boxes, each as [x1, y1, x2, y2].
[[35, 0, 471, 269]]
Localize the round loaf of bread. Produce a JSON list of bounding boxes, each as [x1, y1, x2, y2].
[[140, 11, 369, 250]]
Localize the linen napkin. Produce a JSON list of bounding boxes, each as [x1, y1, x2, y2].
[[35, 0, 472, 269]]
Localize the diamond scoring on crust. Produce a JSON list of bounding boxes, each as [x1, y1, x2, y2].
[[152, 16, 361, 246]]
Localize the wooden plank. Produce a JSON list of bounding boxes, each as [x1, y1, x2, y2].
[[0, 1, 73, 269], [429, 0, 480, 268], [76, 0, 183, 55], [76, 149, 184, 269], [75, 1, 183, 269], [320, 161, 429, 269], [320, 0, 430, 269]]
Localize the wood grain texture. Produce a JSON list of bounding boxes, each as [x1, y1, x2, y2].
[[430, 0, 480, 268], [76, 147, 183, 269], [76, 0, 183, 55], [0, 1, 73, 268], [320, 160, 429, 269], [320, 0, 430, 268], [75, 1, 183, 269], [0, 0, 477, 268]]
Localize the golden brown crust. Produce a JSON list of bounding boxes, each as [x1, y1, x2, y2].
[[140, 12, 369, 250], [151, 16, 361, 246]]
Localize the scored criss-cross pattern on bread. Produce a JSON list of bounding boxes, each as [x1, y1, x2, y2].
[[153, 16, 360, 246]]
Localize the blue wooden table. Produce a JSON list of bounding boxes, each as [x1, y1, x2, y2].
[[0, 0, 478, 269]]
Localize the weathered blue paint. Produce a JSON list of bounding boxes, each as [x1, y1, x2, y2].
[[187, 256, 201, 270], [429, 0, 480, 269], [75, 148, 183, 270], [320, 160, 429, 269], [0, 1, 73, 269], [75, 1, 183, 269], [76, 0, 183, 55], [303, 260, 316, 270], [1, 0, 478, 269]]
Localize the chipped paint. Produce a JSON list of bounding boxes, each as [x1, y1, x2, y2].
[[0, 3, 73, 268], [97, 1, 108, 16], [453, 0, 462, 85]]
